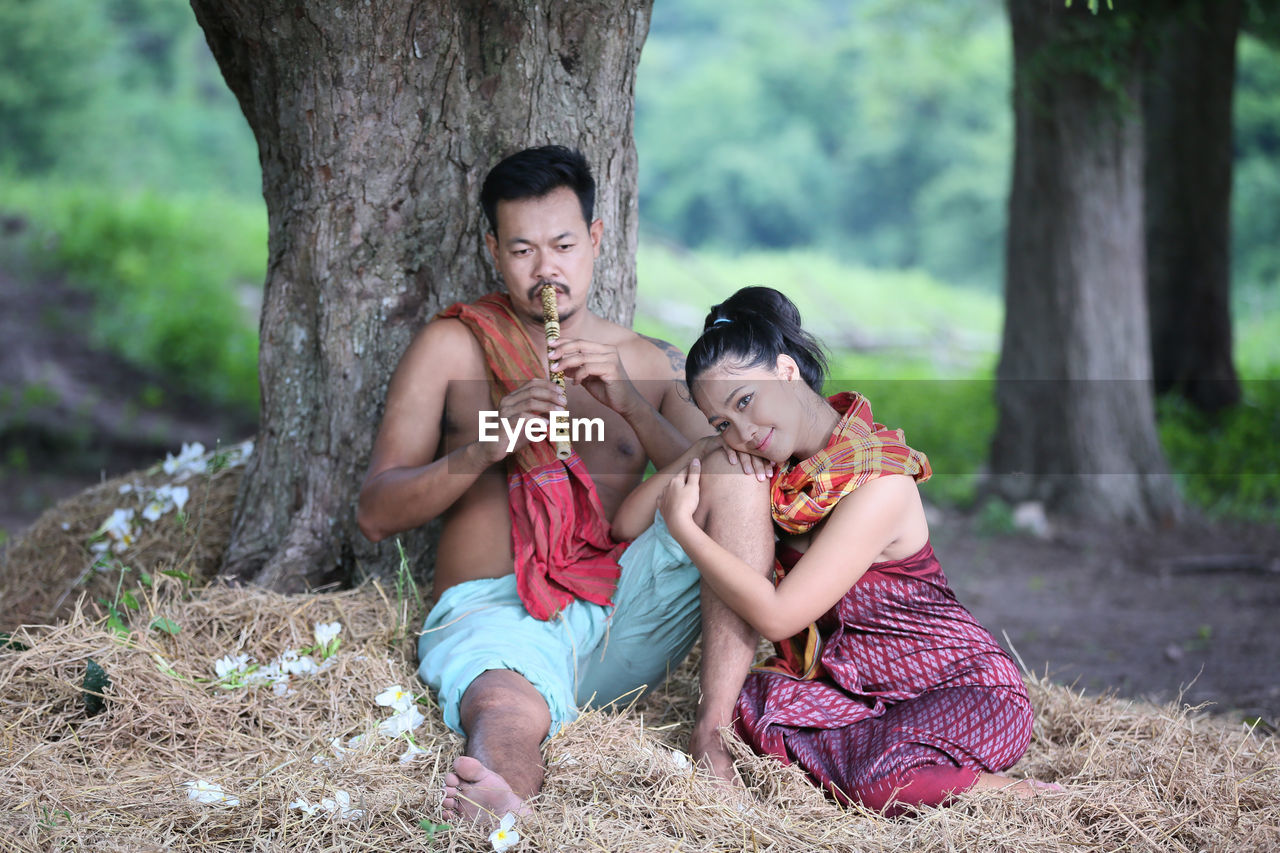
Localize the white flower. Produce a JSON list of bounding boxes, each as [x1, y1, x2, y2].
[[489, 812, 520, 852], [272, 679, 293, 697], [161, 484, 190, 512], [141, 500, 165, 522], [375, 684, 416, 713], [141, 483, 191, 522], [184, 780, 239, 807], [289, 797, 322, 816], [320, 789, 364, 821], [214, 654, 250, 679], [97, 508, 137, 553], [280, 650, 318, 676], [246, 661, 285, 686], [314, 622, 342, 646], [162, 442, 206, 479], [667, 749, 691, 771], [377, 706, 425, 737], [398, 740, 430, 764], [230, 439, 254, 464]]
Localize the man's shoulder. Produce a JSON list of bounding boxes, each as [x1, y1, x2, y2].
[[400, 315, 486, 377], [632, 331, 688, 380]]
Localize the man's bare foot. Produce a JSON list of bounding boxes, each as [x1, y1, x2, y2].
[[690, 724, 739, 785], [441, 756, 531, 826]]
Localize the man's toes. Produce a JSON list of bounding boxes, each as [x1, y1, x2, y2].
[[452, 755, 488, 783], [444, 771, 461, 788]]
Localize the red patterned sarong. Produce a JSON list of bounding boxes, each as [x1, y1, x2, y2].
[[439, 294, 625, 620], [735, 543, 1032, 813], [736, 393, 1031, 812]]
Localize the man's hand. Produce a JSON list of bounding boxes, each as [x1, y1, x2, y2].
[[484, 378, 567, 463], [548, 338, 647, 417]]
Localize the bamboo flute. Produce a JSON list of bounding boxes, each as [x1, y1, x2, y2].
[[541, 283, 572, 460]]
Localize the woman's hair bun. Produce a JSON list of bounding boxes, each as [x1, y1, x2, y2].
[[688, 286, 827, 393]]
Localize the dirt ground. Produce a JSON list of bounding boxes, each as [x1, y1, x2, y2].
[[931, 510, 1280, 727], [2, 250, 1278, 730]]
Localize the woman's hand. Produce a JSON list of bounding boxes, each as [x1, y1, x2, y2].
[[659, 456, 703, 533], [694, 435, 774, 482]]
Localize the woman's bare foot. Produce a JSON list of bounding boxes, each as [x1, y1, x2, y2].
[[690, 724, 739, 785], [971, 772, 1064, 798], [441, 756, 532, 826]]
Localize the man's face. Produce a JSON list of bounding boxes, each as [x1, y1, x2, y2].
[[484, 186, 603, 326]]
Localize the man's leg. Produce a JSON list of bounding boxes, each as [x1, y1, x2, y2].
[[442, 669, 550, 822], [688, 451, 774, 781]]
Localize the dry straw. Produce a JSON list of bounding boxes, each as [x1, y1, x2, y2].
[[1, 470, 1277, 852]]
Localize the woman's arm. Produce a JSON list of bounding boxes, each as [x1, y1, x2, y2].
[[612, 436, 723, 540], [661, 459, 917, 641]]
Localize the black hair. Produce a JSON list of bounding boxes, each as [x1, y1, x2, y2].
[[480, 145, 595, 234], [686, 286, 828, 394]]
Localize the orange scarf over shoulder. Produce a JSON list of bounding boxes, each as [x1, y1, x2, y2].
[[438, 294, 624, 620], [757, 391, 931, 680], [771, 391, 932, 533]]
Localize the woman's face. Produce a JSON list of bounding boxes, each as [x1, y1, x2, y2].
[[691, 354, 806, 464]]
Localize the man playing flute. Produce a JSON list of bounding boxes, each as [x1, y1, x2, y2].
[[357, 146, 766, 823]]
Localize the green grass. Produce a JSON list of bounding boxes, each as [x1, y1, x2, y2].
[[636, 242, 1001, 378], [0, 175, 265, 409], [1158, 373, 1280, 522]]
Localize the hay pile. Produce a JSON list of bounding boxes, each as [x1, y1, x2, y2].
[[0, 444, 243, 632], [2, 578, 1277, 852], [2, 460, 1278, 851]]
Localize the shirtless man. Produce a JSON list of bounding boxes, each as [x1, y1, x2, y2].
[[356, 146, 765, 822]]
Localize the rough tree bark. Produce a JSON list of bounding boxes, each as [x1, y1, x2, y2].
[[1144, 0, 1243, 412], [188, 0, 653, 590], [993, 1, 1181, 524]]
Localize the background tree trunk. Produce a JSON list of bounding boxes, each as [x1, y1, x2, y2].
[[993, 1, 1181, 524], [189, 0, 653, 591], [1145, 0, 1243, 412]]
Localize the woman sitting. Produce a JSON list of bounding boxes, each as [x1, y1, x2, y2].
[[617, 286, 1057, 814]]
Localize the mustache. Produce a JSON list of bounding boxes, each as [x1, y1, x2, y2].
[[528, 280, 568, 301]]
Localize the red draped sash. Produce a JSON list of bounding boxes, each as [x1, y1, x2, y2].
[[438, 294, 625, 620]]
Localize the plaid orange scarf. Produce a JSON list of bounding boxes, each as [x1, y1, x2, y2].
[[438, 294, 624, 621], [757, 391, 931, 680], [771, 391, 931, 533]]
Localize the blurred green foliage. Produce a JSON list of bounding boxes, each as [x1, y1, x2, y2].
[[637, 0, 1012, 288], [637, 0, 1280, 294], [0, 178, 265, 408], [0, 0, 259, 196], [1159, 373, 1280, 522], [1233, 35, 1280, 295], [0, 0, 1276, 520]]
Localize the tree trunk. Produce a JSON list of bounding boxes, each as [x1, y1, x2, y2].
[[1145, 0, 1243, 412], [994, 1, 1181, 524], [189, 0, 653, 590]]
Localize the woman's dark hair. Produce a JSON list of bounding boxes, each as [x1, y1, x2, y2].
[[686, 286, 828, 393], [480, 145, 595, 234]]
